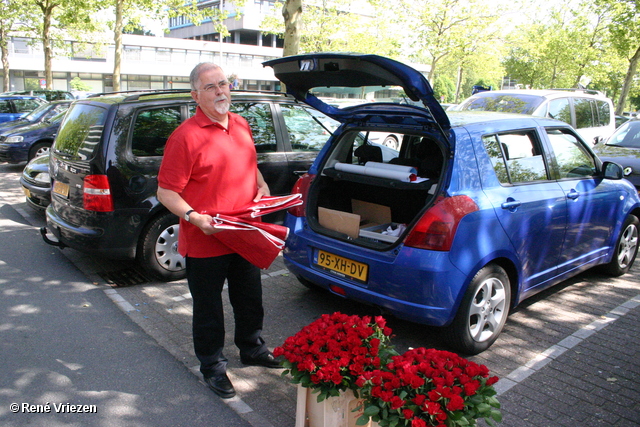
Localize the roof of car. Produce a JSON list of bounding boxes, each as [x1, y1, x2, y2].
[[76, 89, 296, 106], [0, 94, 46, 100], [447, 110, 569, 128], [469, 89, 608, 100]]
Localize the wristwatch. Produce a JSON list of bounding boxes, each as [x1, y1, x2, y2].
[[184, 209, 195, 222]]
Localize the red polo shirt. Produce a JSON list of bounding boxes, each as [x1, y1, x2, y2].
[[158, 107, 258, 258]]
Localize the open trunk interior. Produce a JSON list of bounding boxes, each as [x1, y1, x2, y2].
[[307, 129, 446, 249]]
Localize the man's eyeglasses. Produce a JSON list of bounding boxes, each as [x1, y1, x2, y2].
[[200, 81, 230, 92]]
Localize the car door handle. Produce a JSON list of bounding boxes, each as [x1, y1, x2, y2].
[[293, 170, 308, 176], [501, 198, 522, 211], [567, 189, 580, 200]]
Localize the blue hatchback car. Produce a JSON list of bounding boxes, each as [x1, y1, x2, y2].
[[264, 53, 640, 354], [0, 95, 47, 123]]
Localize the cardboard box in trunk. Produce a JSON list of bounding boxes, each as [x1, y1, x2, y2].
[[318, 200, 395, 241]]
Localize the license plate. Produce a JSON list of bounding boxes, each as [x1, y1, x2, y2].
[[22, 187, 31, 198], [52, 181, 69, 198], [314, 250, 368, 283]]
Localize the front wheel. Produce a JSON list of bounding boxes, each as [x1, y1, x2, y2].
[[29, 142, 51, 161], [137, 212, 186, 282], [599, 215, 639, 277], [443, 264, 511, 355]]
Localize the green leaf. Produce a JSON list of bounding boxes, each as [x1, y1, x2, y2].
[[356, 415, 371, 426], [363, 405, 380, 417]]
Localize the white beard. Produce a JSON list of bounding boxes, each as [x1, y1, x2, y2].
[[214, 96, 231, 115]]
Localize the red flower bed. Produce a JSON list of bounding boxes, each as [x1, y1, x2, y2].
[[356, 348, 501, 427], [274, 312, 396, 401]]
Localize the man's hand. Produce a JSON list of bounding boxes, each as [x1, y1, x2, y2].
[[188, 212, 221, 235], [254, 170, 270, 202]]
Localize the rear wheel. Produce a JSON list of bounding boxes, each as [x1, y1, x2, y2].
[[443, 264, 511, 355], [137, 212, 186, 282], [599, 215, 639, 276]]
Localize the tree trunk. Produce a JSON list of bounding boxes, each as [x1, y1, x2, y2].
[[454, 66, 463, 103], [282, 0, 302, 58], [616, 44, 640, 115], [113, 0, 124, 92], [42, 2, 54, 90], [0, 29, 10, 92]]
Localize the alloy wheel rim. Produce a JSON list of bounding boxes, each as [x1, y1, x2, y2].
[[468, 277, 507, 342], [617, 224, 638, 269]]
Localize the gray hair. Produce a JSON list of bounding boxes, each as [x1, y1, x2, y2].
[[189, 63, 223, 91]]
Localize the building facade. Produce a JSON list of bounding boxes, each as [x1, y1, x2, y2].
[[2, 1, 284, 94]]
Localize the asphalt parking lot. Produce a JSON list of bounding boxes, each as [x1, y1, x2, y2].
[[4, 162, 640, 426]]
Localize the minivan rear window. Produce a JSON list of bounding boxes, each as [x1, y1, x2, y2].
[[54, 103, 107, 160]]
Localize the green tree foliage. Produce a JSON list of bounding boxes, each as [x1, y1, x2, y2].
[[433, 75, 456, 103], [0, 0, 36, 91], [21, 0, 103, 90], [595, 0, 640, 114], [502, 3, 613, 91], [70, 76, 92, 91], [263, 0, 399, 57]]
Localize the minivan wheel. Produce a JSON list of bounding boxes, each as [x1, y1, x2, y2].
[[443, 264, 511, 355], [599, 214, 639, 277], [137, 212, 186, 282]]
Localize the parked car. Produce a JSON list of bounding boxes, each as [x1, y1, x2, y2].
[[20, 153, 51, 211], [0, 95, 47, 124], [40, 89, 336, 281], [0, 99, 71, 133], [263, 53, 640, 355], [3, 89, 75, 101], [456, 89, 615, 145], [0, 110, 65, 163], [593, 118, 640, 190], [615, 114, 630, 128]]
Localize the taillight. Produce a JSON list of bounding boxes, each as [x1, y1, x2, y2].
[[289, 173, 315, 217], [83, 174, 114, 212], [404, 195, 478, 251]]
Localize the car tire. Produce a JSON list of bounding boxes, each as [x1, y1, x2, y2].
[[443, 264, 511, 355], [383, 135, 399, 150], [28, 142, 51, 161], [599, 214, 639, 277], [137, 211, 186, 282]]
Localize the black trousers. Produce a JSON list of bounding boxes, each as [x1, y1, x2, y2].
[[186, 254, 268, 378]]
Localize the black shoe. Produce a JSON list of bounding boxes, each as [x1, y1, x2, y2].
[[204, 373, 236, 398], [240, 352, 283, 368]]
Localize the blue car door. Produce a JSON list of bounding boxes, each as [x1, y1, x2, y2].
[[544, 127, 625, 272], [480, 129, 567, 291]]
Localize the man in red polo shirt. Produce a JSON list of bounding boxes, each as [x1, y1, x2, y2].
[[157, 63, 281, 399]]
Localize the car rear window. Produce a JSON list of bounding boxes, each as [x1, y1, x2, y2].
[[54, 103, 107, 160], [458, 94, 544, 114]]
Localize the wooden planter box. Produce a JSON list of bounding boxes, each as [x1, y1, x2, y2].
[[295, 384, 375, 427]]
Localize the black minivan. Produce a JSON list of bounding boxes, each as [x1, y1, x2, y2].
[[41, 89, 336, 281]]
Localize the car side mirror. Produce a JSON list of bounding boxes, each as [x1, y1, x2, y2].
[[602, 161, 623, 180]]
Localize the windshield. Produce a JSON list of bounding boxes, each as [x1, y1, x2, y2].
[[458, 93, 545, 115], [606, 120, 640, 148], [54, 103, 107, 160], [23, 103, 51, 121]]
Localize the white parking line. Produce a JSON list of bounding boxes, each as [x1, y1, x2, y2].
[[494, 294, 640, 395]]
